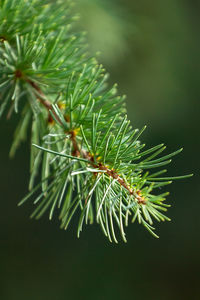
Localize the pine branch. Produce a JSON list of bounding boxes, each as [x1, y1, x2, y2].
[[28, 79, 146, 204], [0, 0, 192, 243]]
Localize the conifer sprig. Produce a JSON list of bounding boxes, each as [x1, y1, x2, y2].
[[0, 0, 192, 242]]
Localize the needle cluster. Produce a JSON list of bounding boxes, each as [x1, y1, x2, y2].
[[0, 0, 192, 242]]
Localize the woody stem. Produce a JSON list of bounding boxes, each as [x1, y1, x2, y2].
[[27, 80, 145, 203]]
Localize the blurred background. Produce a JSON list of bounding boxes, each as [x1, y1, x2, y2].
[[0, 0, 199, 299]]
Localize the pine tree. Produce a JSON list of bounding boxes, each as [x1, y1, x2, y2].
[[0, 0, 192, 242]]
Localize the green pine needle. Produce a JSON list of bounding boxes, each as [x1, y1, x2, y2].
[[0, 0, 193, 243]]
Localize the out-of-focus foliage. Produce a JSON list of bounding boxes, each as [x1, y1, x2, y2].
[[78, 0, 199, 131], [77, 0, 135, 64]]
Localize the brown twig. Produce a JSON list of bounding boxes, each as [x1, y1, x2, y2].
[[69, 130, 80, 157], [27, 79, 62, 125], [98, 164, 146, 204], [27, 80, 146, 204]]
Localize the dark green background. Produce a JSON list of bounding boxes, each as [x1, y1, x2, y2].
[[1, 1, 199, 299]]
